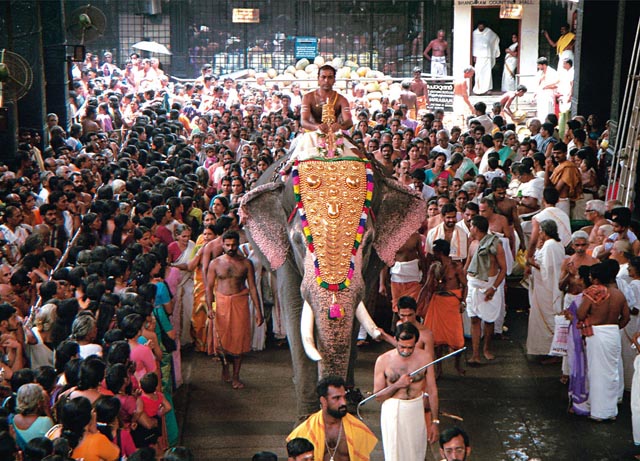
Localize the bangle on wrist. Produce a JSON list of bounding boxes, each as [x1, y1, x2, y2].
[[432, 419, 440, 425]]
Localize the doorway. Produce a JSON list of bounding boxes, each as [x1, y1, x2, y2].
[[471, 7, 520, 93]]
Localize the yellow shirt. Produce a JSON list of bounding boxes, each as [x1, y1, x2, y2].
[[288, 410, 378, 461]]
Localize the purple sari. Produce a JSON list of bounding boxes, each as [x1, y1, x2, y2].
[[568, 294, 590, 415]]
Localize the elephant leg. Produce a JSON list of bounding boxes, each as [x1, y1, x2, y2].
[[277, 259, 318, 418]]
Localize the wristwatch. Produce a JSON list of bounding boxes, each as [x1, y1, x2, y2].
[[432, 419, 440, 425], [459, 301, 466, 307]]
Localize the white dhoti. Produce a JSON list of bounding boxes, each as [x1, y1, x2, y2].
[[632, 354, 640, 444], [466, 275, 502, 323], [536, 89, 556, 120], [494, 236, 514, 334], [621, 315, 640, 391], [473, 57, 494, 94], [557, 197, 570, 217], [526, 239, 564, 356], [431, 56, 447, 77], [390, 259, 421, 283], [380, 396, 427, 461], [586, 325, 622, 420]]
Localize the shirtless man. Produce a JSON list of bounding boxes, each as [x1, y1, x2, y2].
[[206, 231, 263, 389], [381, 232, 427, 317], [374, 322, 439, 461], [465, 215, 507, 364], [424, 239, 467, 375], [584, 199, 609, 249], [374, 143, 395, 177], [423, 30, 449, 77], [410, 67, 429, 110], [489, 178, 525, 252], [453, 67, 475, 116], [301, 65, 353, 133], [560, 230, 598, 302], [577, 262, 629, 420], [479, 197, 514, 256], [499, 85, 527, 121], [398, 81, 418, 119]]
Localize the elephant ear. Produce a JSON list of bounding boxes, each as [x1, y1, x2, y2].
[[239, 181, 290, 270], [371, 177, 427, 267]]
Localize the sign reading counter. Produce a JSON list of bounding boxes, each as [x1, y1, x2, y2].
[[232, 8, 260, 23], [426, 81, 454, 112]]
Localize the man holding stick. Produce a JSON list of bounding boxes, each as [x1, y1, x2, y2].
[[374, 322, 439, 461]]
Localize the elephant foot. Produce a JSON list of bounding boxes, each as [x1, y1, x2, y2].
[[232, 379, 245, 389]]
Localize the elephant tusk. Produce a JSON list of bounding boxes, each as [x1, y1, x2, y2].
[[356, 302, 381, 340], [301, 300, 323, 362]]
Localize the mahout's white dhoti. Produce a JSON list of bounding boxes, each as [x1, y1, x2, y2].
[[586, 325, 622, 420], [380, 395, 427, 461]]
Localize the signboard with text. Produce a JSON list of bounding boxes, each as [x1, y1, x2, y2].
[[295, 37, 318, 60], [426, 81, 454, 112], [232, 8, 260, 23], [456, 0, 533, 5]]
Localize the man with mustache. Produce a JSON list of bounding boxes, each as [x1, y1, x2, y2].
[[374, 322, 437, 461], [207, 230, 263, 389], [439, 427, 472, 461], [287, 375, 377, 461]]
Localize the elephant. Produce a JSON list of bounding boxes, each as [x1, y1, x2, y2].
[[240, 150, 426, 418]]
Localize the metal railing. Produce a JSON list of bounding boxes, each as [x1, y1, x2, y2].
[[608, 18, 640, 207]]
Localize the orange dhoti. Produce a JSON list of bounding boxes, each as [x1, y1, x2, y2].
[[390, 259, 425, 315], [214, 289, 251, 356], [390, 281, 425, 316], [424, 289, 465, 349]]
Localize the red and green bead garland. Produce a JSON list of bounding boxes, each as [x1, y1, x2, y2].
[[292, 159, 374, 319]]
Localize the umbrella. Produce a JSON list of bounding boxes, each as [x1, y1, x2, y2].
[[131, 41, 172, 55]]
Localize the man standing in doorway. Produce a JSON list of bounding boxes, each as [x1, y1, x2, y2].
[[207, 230, 263, 389], [535, 57, 559, 121], [472, 22, 500, 95], [423, 30, 449, 77], [543, 23, 576, 65]]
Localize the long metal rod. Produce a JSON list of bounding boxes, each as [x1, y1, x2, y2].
[[356, 347, 466, 420]]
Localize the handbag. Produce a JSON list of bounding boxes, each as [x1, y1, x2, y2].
[[153, 310, 177, 353]]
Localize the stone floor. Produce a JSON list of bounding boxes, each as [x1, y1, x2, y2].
[[174, 305, 639, 460]]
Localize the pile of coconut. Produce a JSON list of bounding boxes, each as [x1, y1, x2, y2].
[[244, 55, 403, 113]]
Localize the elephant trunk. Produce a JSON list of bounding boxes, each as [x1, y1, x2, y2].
[[301, 300, 323, 361]]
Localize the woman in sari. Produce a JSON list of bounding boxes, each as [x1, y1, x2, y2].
[[172, 214, 217, 353], [168, 224, 196, 348], [502, 34, 519, 92]]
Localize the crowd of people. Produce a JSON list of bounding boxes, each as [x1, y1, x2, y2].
[[0, 41, 634, 460]]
